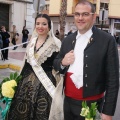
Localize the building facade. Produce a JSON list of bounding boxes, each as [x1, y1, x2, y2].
[[0, 0, 120, 36], [0, 0, 34, 35], [48, 0, 120, 36]]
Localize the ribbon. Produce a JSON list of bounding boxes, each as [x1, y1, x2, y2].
[[0, 41, 29, 51], [0, 97, 12, 120]]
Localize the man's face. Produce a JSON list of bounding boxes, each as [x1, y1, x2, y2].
[[74, 4, 96, 34]]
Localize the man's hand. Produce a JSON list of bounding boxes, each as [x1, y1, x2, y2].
[[101, 113, 112, 120], [61, 50, 75, 66]]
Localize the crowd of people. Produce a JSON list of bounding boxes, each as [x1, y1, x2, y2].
[[0, 24, 29, 61], [0, 0, 119, 120]]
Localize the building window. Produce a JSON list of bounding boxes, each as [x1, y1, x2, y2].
[[114, 20, 120, 35], [100, 3, 109, 10], [93, 4, 96, 11]]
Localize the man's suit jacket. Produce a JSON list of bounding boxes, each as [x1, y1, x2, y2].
[[53, 26, 119, 116]]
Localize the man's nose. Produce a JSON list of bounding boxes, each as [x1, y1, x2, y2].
[[78, 14, 84, 19]]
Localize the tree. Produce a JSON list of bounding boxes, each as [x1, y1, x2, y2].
[[59, 0, 67, 40]]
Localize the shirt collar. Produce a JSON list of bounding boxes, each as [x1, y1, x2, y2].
[[76, 28, 93, 40]]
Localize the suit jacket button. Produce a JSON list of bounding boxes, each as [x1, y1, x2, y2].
[[85, 74, 87, 77], [85, 55, 88, 57], [85, 64, 88, 67]]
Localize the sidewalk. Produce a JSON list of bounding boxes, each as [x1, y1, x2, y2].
[[1, 44, 120, 72], [0, 44, 26, 71]]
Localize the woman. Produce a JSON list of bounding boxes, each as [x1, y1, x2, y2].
[[55, 29, 60, 39], [22, 26, 29, 48], [11, 25, 18, 50], [6, 14, 61, 120], [0, 34, 3, 60]]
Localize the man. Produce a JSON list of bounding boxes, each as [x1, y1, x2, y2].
[[53, 0, 119, 120], [0, 26, 10, 60], [22, 26, 29, 48]]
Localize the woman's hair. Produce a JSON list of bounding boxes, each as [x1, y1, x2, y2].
[[35, 14, 51, 30], [1, 26, 5, 29]]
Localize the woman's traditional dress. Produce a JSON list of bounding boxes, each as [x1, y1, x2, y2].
[[6, 36, 60, 120]]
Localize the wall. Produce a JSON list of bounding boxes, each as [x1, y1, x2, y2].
[[49, 0, 74, 15], [26, 3, 35, 34], [12, 2, 26, 33], [67, 0, 73, 14], [49, 0, 61, 14], [96, 0, 100, 15], [8, 0, 34, 35], [109, 0, 120, 17]]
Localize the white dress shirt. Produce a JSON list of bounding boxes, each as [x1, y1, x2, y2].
[[68, 29, 93, 89]]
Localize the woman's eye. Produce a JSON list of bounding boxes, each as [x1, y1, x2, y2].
[[43, 23, 47, 26], [36, 23, 40, 25], [36, 23, 47, 26]]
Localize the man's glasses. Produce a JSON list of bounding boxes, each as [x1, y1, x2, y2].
[[74, 12, 94, 17]]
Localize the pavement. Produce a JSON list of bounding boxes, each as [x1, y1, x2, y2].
[[0, 43, 26, 80]]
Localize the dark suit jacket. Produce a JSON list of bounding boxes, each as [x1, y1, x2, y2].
[[53, 26, 119, 116]]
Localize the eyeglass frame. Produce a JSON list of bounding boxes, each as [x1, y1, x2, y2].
[[74, 12, 95, 17]]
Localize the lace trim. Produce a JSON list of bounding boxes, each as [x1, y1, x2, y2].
[[27, 36, 59, 65], [37, 43, 59, 65]]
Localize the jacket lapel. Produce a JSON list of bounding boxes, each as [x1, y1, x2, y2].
[[71, 31, 77, 50], [85, 26, 96, 50]]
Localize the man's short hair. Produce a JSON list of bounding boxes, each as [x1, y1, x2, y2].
[[75, 0, 96, 13]]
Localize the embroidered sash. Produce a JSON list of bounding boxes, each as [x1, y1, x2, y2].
[[27, 37, 58, 98]]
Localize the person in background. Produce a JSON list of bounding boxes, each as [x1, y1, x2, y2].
[[114, 33, 119, 45], [0, 34, 3, 60], [53, 0, 119, 120], [67, 29, 73, 36], [22, 26, 29, 48], [6, 14, 61, 120], [0, 26, 10, 60], [55, 29, 60, 39], [0, 34, 3, 49], [11, 25, 18, 50]]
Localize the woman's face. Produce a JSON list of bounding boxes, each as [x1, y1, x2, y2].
[[35, 17, 49, 36]]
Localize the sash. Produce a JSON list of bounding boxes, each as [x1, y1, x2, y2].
[[27, 37, 57, 98], [27, 37, 64, 120]]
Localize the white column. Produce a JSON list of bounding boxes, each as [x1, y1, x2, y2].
[[110, 19, 114, 36], [26, 3, 35, 35]]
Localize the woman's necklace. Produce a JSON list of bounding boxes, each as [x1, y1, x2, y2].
[[35, 35, 49, 52]]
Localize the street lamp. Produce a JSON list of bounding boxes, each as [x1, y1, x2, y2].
[[99, 8, 108, 30], [101, 8, 104, 30]]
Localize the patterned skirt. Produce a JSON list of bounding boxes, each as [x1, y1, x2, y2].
[[6, 62, 56, 120]]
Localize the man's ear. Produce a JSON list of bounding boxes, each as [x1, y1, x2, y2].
[[93, 13, 97, 23]]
